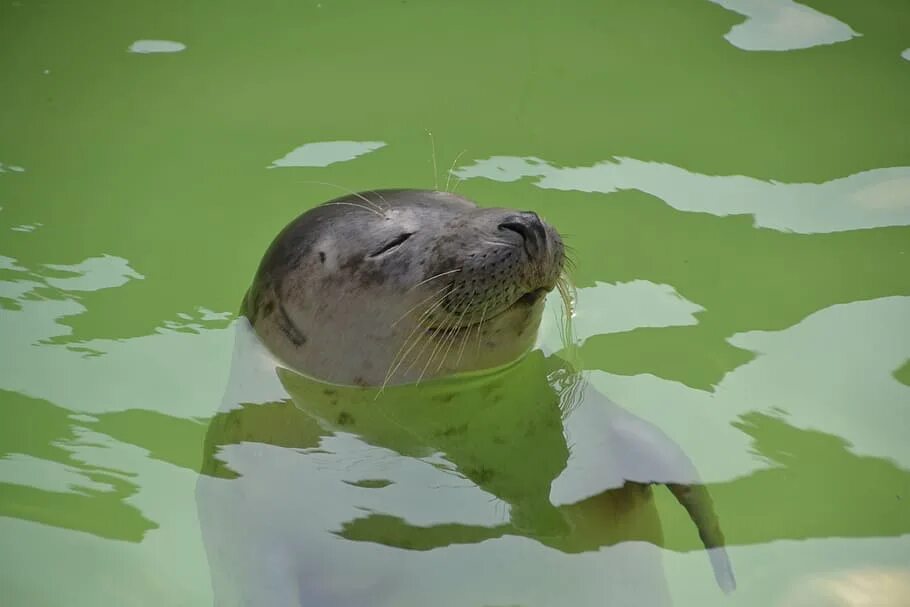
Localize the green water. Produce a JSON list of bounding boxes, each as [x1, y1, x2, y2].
[[2, 0, 909, 605]]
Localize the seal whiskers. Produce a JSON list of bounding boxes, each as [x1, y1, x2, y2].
[[405, 268, 462, 295], [456, 301, 482, 365], [415, 294, 471, 382], [427, 130, 439, 191], [299, 180, 388, 214], [382, 286, 457, 389], [473, 303, 489, 355], [320, 201, 385, 218], [391, 282, 455, 328], [444, 149, 467, 193], [556, 273, 576, 319], [434, 295, 474, 374]]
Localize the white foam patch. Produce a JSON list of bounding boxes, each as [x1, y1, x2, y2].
[[269, 140, 387, 168], [455, 156, 910, 233], [902, 48, 910, 62], [708, 0, 860, 51], [128, 40, 187, 54]]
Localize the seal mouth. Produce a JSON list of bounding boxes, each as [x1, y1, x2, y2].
[[515, 287, 548, 307], [427, 287, 550, 336]]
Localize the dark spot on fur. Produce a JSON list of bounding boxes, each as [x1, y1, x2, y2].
[[339, 254, 391, 287], [340, 255, 364, 273], [319, 251, 326, 264], [337, 411, 355, 426], [358, 264, 388, 287]]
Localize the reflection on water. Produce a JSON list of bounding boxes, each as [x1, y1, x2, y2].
[[0, 162, 26, 173], [197, 334, 737, 605], [482, 174, 910, 392], [127, 40, 187, 54], [194, 348, 910, 605], [707, 0, 860, 51], [455, 156, 910, 233], [649, 411, 910, 550], [563, 280, 704, 342], [778, 567, 910, 607], [43, 255, 143, 291], [1, 218, 909, 604], [583, 296, 910, 478], [269, 140, 388, 169], [10, 223, 41, 233], [0, 255, 217, 605], [0, 390, 156, 542], [2, 0, 909, 602], [895, 360, 910, 387], [0, 255, 231, 416]]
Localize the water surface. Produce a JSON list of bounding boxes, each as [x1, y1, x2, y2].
[[1, 0, 909, 605]]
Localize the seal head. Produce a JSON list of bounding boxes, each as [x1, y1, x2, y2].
[[243, 189, 566, 386]]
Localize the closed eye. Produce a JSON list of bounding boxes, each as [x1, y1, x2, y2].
[[368, 232, 414, 257]]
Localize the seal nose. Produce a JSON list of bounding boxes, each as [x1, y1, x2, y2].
[[497, 211, 547, 258]]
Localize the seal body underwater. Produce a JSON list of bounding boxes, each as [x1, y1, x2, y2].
[[196, 189, 735, 606]]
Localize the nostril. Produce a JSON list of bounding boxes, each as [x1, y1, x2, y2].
[[498, 221, 531, 241]]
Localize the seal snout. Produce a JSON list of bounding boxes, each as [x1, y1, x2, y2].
[[497, 211, 547, 260]]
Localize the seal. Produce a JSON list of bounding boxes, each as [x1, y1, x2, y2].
[[241, 189, 566, 386], [197, 189, 735, 607]]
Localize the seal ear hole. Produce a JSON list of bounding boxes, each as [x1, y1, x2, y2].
[[368, 232, 414, 258]]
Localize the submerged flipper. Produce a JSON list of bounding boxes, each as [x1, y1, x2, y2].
[[590, 392, 737, 593], [667, 482, 736, 593]]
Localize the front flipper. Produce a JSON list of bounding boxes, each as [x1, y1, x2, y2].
[[555, 384, 736, 592], [666, 483, 736, 593], [609, 404, 736, 593]]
